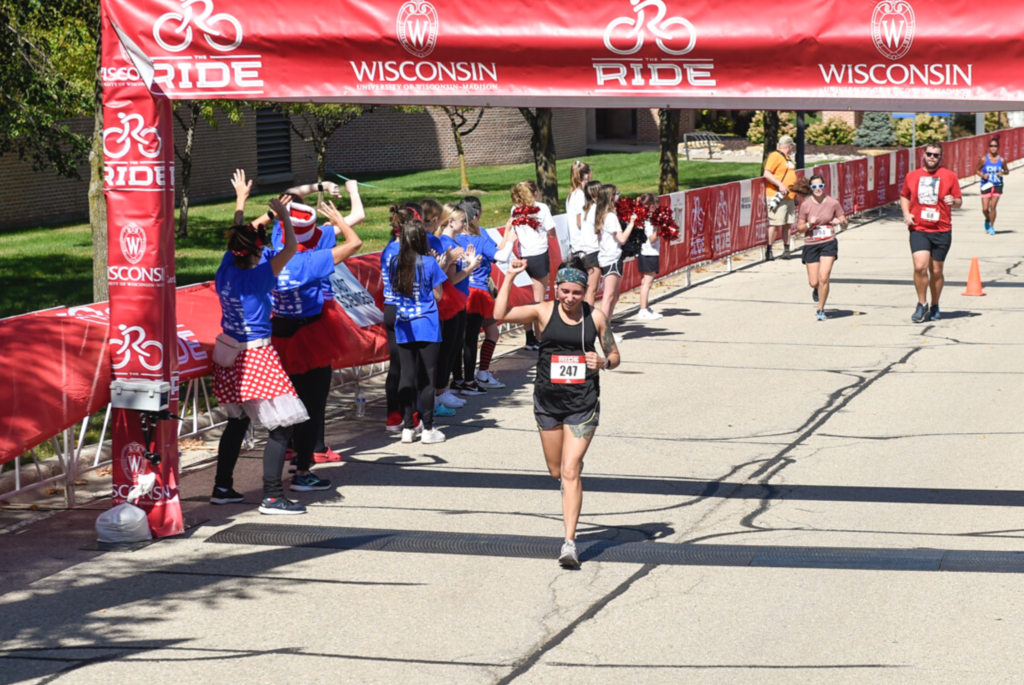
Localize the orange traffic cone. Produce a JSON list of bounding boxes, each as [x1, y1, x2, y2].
[[962, 257, 986, 296]]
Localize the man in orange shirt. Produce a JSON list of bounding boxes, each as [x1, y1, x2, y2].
[[763, 135, 798, 260]]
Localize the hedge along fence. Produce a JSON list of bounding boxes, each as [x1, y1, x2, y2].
[[2, 127, 1021, 468]]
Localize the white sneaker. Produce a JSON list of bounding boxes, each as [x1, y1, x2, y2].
[[401, 428, 416, 444], [636, 308, 654, 320], [558, 540, 580, 568], [438, 391, 465, 409], [475, 370, 505, 389], [645, 308, 663, 320], [421, 427, 446, 444]]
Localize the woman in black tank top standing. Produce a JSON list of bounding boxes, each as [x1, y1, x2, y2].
[[494, 255, 621, 568]]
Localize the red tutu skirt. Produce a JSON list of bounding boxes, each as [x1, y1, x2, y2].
[[467, 287, 495, 319], [212, 345, 309, 428], [272, 299, 348, 376], [438, 280, 469, 321]]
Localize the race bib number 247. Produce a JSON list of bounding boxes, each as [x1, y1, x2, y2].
[[551, 355, 585, 384]]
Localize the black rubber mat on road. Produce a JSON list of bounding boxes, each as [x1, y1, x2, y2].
[[206, 523, 1024, 573]]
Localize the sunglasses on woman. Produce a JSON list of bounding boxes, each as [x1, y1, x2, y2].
[[810, 183, 825, 190]]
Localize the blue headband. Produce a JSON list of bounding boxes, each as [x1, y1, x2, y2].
[[556, 267, 588, 288]]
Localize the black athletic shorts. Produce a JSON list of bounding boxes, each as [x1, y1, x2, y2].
[[534, 397, 600, 431], [600, 256, 624, 278], [981, 185, 1004, 197], [525, 252, 550, 280], [577, 251, 600, 271], [802, 240, 838, 264], [909, 230, 951, 262], [637, 254, 660, 274]]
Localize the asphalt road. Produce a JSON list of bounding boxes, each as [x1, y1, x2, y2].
[[3, 182, 1024, 684]]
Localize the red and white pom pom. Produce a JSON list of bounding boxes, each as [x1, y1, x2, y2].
[[649, 206, 679, 242], [615, 196, 650, 226], [511, 205, 541, 230]]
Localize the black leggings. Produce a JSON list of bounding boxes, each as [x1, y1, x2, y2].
[[384, 305, 400, 415], [214, 416, 294, 499], [437, 311, 466, 390], [463, 312, 485, 382], [289, 365, 332, 472], [396, 341, 440, 430]]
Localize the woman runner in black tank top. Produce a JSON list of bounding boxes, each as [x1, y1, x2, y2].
[[494, 255, 621, 569]]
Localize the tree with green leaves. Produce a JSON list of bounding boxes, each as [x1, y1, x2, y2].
[[437, 106, 485, 193], [173, 101, 245, 237], [518, 108, 558, 209], [855, 112, 895, 147], [658, 109, 681, 194], [275, 103, 373, 203], [761, 111, 781, 167]]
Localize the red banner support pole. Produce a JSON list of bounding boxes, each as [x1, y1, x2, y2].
[[101, 2, 184, 537]]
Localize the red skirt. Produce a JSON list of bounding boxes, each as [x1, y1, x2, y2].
[[438, 280, 469, 321], [466, 287, 495, 319], [272, 299, 348, 376], [212, 346, 297, 405]]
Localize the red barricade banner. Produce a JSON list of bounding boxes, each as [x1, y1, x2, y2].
[[709, 183, 741, 262], [101, 0, 1024, 110], [684, 188, 713, 265], [873, 153, 890, 207]]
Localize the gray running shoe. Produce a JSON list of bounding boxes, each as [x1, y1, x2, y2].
[[929, 304, 941, 321], [558, 540, 580, 568], [911, 302, 929, 323], [816, 309, 826, 322]]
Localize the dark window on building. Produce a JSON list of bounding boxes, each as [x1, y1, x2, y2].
[[256, 108, 291, 179], [595, 109, 637, 140]]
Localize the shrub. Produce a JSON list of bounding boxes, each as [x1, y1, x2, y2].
[[895, 114, 947, 146], [855, 112, 895, 147], [986, 112, 1009, 132], [807, 119, 856, 146], [950, 124, 973, 140], [698, 116, 734, 135], [746, 111, 795, 144]]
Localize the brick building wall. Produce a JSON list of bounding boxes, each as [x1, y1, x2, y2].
[[636, 109, 697, 143], [821, 111, 864, 129], [1, 107, 588, 232]]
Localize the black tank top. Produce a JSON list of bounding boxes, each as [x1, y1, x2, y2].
[[535, 302, 599, 414]]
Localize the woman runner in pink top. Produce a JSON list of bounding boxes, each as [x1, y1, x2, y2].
[[796, 174, 847, 321]]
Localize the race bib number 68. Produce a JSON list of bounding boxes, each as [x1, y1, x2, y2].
[[551, 355, 585, 384]]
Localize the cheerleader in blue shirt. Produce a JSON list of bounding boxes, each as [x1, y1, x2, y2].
[[454, 196, 516, 395], [385, 217, 450, 444], [210, 190, 307, 515]]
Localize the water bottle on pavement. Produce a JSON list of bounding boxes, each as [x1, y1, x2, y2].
[[355, 384, 366, 418]]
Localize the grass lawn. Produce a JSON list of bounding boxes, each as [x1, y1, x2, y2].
[[0, 152, 759, 319]]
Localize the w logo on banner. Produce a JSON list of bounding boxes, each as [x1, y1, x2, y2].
[[120, 222, 147, 265], [121, 441, 149, 483], [397, 1, 438, 58], [872, 1, 914, 60]]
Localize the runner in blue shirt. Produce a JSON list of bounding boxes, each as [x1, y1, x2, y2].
[[977, 136, 1009, 235], [385, 217, 450, 444], [211, 182, 308, 515]]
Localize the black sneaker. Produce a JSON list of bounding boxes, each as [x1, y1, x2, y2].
[[449, 380, 466, 394], [929, 304, 941, 321], [765, 245, 775, 261], [258, 496, 307, 515], [291, 472, 332, 492], [210, 487, 244, 504], [812, 287, 819, 303], [911, 302, 929, 323], [781, 248, 792, 260], [459, 381, 487, 396]]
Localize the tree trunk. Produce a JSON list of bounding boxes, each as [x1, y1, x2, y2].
[[88, 10, 107, 303], [519, 108, 558, 208], [658, 108, 681, 194], [762, 111, 780, 167], [453, 125, 470, 192], [177, 102, 200, 239], [316, 131, 327, 207]]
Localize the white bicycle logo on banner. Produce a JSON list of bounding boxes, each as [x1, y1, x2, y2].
[[111, 325, 165, 371], [604, 0, 696, 56], [103, 113, 162, 159], [153, 0, 243, 53]]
